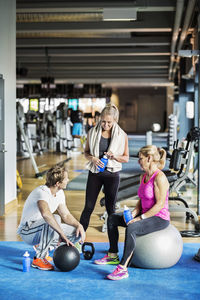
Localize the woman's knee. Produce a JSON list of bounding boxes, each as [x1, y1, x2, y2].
[[108, 213, 117, 225], [105, 202, 116, 216], [126, 222, 140, 235], [108, 213, 124, 227]]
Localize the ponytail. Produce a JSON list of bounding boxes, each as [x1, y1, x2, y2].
[[139, 145, 166, 170]]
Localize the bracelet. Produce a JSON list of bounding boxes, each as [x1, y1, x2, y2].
[[141, 214, 146, 220]]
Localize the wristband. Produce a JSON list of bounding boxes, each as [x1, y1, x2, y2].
[[141, 214, 146, 220]]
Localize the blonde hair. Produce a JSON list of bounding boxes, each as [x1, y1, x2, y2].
[[139, 145, 166, 170], [100, 103, 119, 123], [46, 163, 68, 187]]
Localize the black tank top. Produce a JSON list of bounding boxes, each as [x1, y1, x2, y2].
[[99, 136, 111, 158]]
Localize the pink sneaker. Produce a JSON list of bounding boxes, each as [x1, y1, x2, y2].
[[107, 265, 129, 280]]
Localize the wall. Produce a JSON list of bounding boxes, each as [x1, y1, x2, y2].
[[117, 87, 167, 134], [0, 0, 16, 205]]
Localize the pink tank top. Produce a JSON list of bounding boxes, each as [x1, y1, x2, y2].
[[137, 170, 170, 221]]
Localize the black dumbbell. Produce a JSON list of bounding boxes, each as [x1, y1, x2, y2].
[[82, 242, 95, 260]]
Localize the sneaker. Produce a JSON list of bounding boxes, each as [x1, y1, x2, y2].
[[75, 242, 82, 254], [33, 245, 52, 261], [107, 265, 129, 281], [32, 258, 54, 271], [94, 254, 120, 265]]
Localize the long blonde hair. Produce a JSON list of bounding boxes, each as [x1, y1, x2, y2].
[[100, 103, 119, 123], [139, 145, 166, 170]]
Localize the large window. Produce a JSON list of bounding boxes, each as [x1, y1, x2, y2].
[[68, 98, 79, 111], [29, 98, 39, 112]]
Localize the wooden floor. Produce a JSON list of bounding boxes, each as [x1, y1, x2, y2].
[[1, 149, 200, 244]]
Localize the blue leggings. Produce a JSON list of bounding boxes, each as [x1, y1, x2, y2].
[[107, 213, 169, 266]]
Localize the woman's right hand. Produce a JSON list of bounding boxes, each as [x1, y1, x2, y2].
[[92, 157, 104, 169]]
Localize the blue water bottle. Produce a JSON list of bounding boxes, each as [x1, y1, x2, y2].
[[97, 155, 108, 172], [23, 251, 31, 272], [123, 205, 133, 224]]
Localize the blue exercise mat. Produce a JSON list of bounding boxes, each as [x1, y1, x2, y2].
[[0, 242, 199, 300]]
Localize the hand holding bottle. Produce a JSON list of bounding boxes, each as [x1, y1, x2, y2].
[[104, 151, 114, 160], [97, 155, 108, 172], [123, 205, 133, 224], [92, 157, 104, 169]]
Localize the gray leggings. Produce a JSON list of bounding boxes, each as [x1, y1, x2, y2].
[[18, 214, 80, 258], [107, 213, 169, 266]]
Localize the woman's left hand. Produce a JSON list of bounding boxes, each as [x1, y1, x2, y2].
[[127, 216, 141, 225]]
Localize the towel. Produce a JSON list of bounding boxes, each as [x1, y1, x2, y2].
[[86, 122, 126, 173]]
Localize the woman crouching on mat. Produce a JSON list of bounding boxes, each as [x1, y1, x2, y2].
[[94, 145, 170, 280]]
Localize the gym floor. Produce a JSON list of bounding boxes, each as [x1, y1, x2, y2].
[[1, 150, 200, 245]]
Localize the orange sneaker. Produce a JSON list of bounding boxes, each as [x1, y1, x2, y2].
[[33, 245, 53, 261], [32, 258, 54, 271]]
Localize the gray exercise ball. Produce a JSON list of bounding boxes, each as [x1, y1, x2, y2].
[[131, 224, 183, 269]]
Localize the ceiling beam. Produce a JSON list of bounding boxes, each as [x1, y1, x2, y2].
[[16, 1, 175, 13], [16, 47, 171, 57], [18, 62, 168, 68], [22, 64, 168, 71], [16, 13, 173, 33], [20, 69, 168, 79], [16, 36, 171, 48], [17, 77, 173, 87], [18, 75, 169, 81], [16, 56, 170, 63]]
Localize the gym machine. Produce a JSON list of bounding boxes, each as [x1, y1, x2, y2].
[[16, 114, 41, 178]]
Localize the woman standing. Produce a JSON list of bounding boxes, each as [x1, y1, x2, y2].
[[95, 145, 170, 280], [80, 103, 129, 231]]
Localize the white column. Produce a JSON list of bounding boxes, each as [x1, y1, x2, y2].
[[0, 0, 16, 205], [146, 131, 152, 145]]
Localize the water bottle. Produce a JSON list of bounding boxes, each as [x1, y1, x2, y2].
[[23, 251, 31, 272], [97, 155, 108, 172], [123, 205, 133, 224]]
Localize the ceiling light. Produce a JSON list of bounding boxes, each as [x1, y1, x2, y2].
[[103, 8, 137, 21]]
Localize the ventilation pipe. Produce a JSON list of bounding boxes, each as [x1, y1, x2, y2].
[[169, 0, 185, 81], [171, 0, 197, 80]]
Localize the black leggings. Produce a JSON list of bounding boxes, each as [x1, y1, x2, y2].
[[80, 170, 120, 231], [107, 213, 169, 267]]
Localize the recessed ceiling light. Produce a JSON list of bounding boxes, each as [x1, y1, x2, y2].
[[103, 8, 137, 21]]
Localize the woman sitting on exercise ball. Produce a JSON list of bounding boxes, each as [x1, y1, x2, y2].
[[94, 145, 170, 280], [80, 103, 129, 232]]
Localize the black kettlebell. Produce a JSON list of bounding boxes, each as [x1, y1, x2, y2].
[[82, 242, 95, 260]]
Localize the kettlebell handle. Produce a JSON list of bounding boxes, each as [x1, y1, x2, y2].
[[82, 242, 95, 255]]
